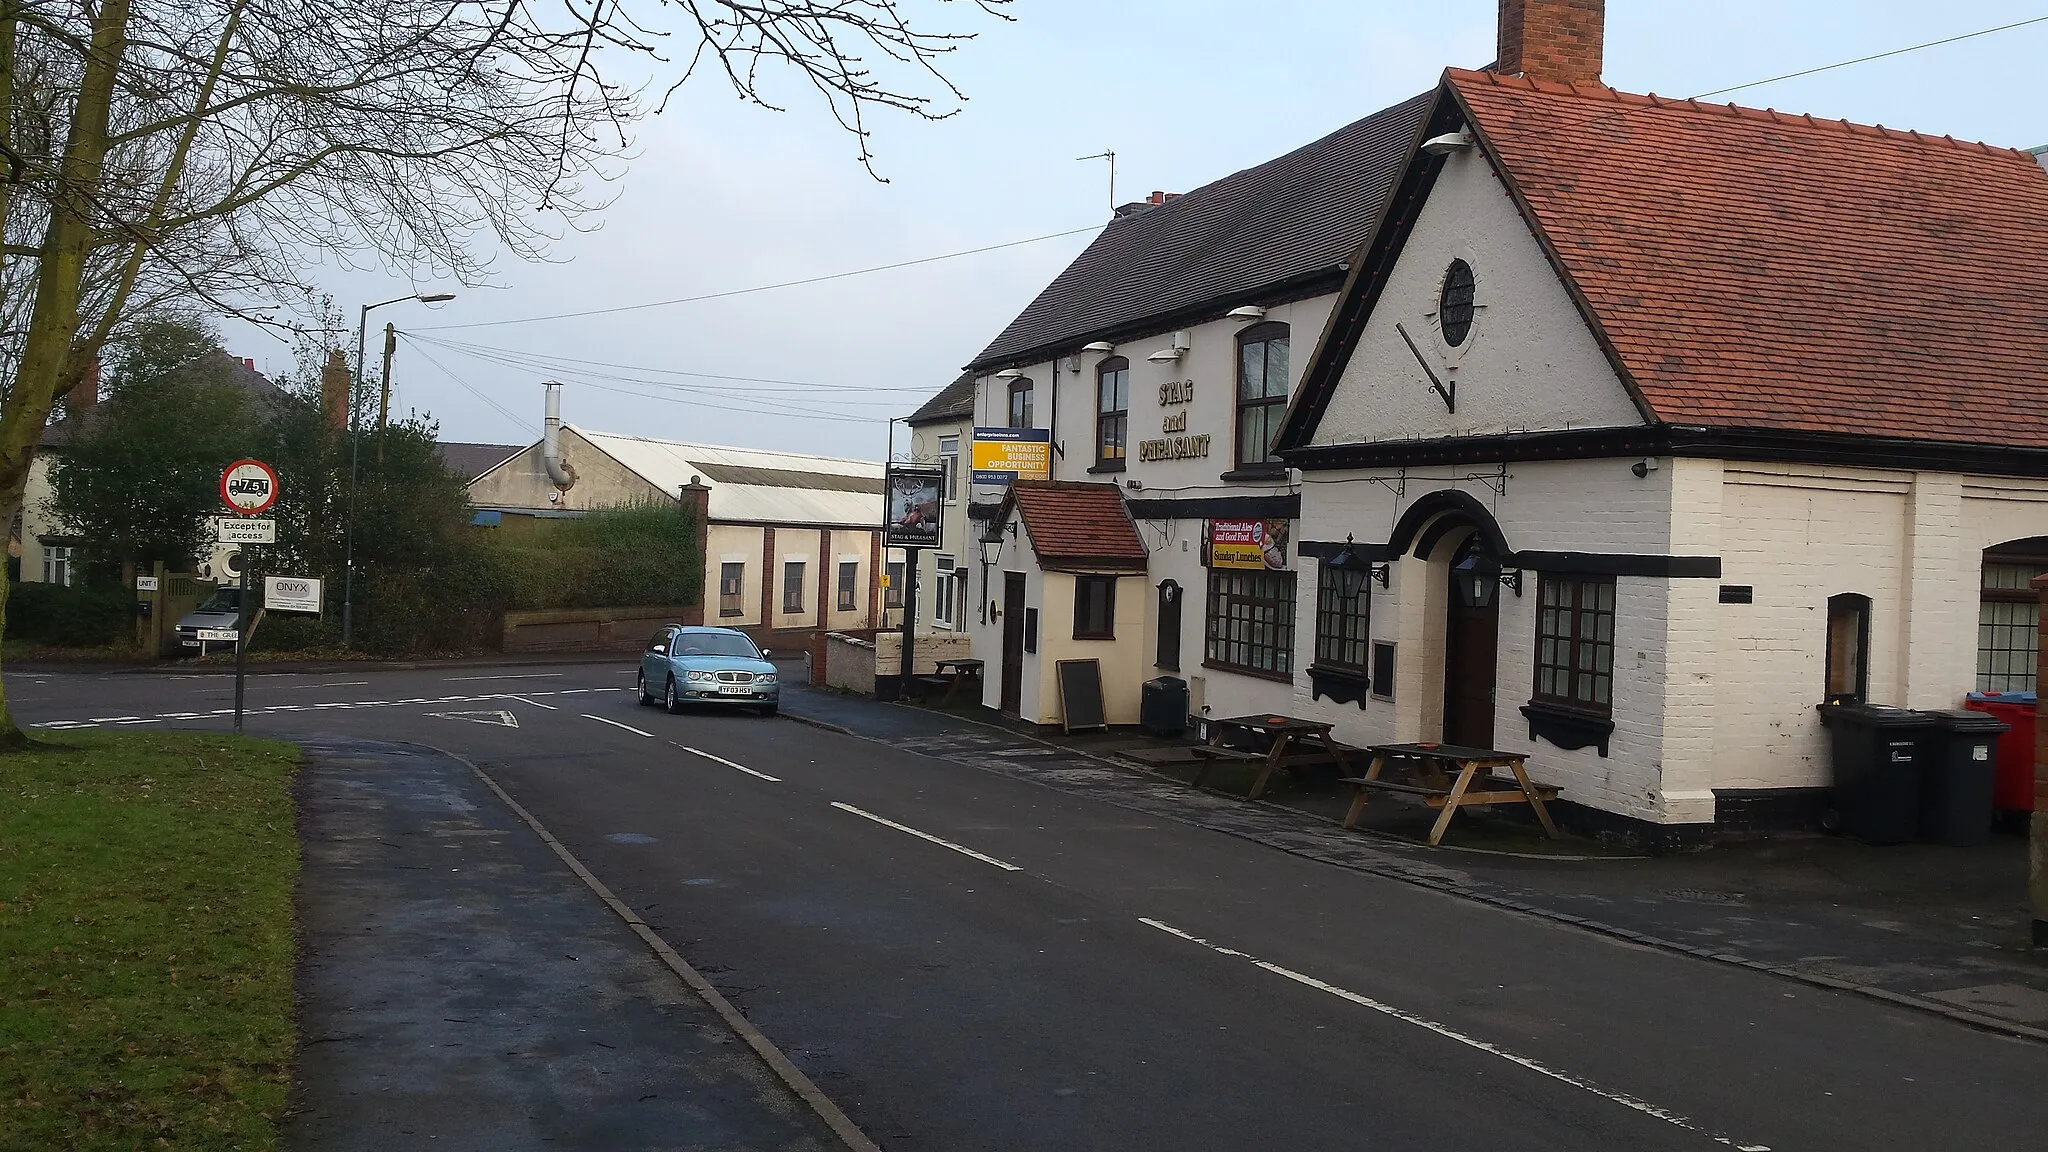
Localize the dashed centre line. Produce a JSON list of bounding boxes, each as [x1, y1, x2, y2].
[[26, 686, 625, 730], [674, 744, 780, 782], [583, 713, 656, 738], [829, 802, 1022, 872], [1138, 917, 1771, 1151]]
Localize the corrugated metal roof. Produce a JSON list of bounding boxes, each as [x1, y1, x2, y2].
[[572, 427, 885, 527], [968, 92, 1432, 370]]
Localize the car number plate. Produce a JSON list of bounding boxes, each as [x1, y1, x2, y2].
[[716, 683, 752, 695]]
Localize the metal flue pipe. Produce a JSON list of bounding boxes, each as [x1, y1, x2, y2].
[[542, 381, 576, 491]]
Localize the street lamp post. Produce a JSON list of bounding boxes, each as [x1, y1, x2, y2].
[[342, 291, 455, 648]]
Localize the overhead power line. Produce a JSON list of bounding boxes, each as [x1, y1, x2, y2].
[[414, 223, 1102, 332], [1688, 14, 2048, 101], [406, 332, 936, 396]]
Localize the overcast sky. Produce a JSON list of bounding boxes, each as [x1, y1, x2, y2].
[[223, 0, 2048, 460]]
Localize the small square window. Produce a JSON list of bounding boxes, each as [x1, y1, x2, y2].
[[1074, 575, 1117, 640]]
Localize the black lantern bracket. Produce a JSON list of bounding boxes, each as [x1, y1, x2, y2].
[[1462, 464, 1508, 496], [1362, 468, 1407, 498], [1370, 562, 1392, 588], [1499, 567, 1522, 597]]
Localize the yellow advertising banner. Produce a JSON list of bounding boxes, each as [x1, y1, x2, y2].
[[971, 427, 1051, 482]]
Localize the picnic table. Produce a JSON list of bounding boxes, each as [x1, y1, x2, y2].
[[928, 658, 984, 706], [1341, 742, 1561, 847], [1192, 713, 1357, 800]]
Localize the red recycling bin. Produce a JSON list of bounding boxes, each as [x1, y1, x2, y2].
[[1965, 691, 2036, 812]]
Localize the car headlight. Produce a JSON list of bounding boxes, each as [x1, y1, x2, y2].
[[757, 673, 777, 685], [686, 669, 712, 682]]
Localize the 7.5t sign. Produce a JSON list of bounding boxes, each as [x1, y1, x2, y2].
[[220, 458, 279, 515]]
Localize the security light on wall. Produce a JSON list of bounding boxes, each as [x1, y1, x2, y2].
[[1146, 331, 1191, 362], [1420, 130, 1475, 155], [1082, 341, 1115, 353], [1226, 306, 1267, 321], [994, 368, 1024, 379]]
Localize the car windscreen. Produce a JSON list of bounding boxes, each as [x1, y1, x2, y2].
[[670, 634, 759, 658], [195, 588, 242, 613]]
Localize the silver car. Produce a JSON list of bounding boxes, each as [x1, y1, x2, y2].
[[636, 625, 780, 716]]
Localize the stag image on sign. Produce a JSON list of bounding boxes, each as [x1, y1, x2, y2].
[[883, 464, 944, 549], [219, 458, 280, 515]]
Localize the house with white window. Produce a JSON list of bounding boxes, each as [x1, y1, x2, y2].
[[469, 411, 890, 651], [1271, 5, 2048, 842], [899, 372, 975, 633], [956, 97, 1432, 729]]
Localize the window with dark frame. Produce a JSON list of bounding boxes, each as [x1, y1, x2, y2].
[[719, 562, 745, 617], [1095, 357, 1130, 470], [781, 560, 805, 615], [1313, 560, 1371, 672], [1205, 568, 1296, 676], [933, 555, 957, 628], [1980, 560, 2048, 692], [1235, 322, 1291, 467], [1439, 259, 1477, 347], [1007, 377, 1034, 428], [1825, 593, 1870, 703], [836, 561, 857, 612], [1073, 575, 1117, 640], [885, 560, 904, 608], [1534, 574, 1615, 715]]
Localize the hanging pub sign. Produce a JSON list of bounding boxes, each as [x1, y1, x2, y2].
[[970, 427, 1051, 485], [1209, 519, 1291, 571], [884, 463, 945, 549]]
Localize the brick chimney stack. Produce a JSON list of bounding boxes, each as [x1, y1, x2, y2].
[[320, 348, 351, 436], [69, 358, 100, 416], [1497, 0, 1604, 88]]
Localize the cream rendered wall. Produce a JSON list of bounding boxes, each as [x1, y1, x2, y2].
[[908, 417, 972, 632], [466, 429, 660, 510], [826, 529, 877, 630], [769, 530, 817, 631], [707, 523, 763, 626], [18, 455, 55, 581], [1309, 147, 1643, 448], [1028, 570, 1146, 728]]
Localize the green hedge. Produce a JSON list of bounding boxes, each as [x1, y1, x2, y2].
[[5, 582, 131, 647]]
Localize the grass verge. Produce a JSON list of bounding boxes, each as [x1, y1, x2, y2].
[[0, 731, 299, 1150]]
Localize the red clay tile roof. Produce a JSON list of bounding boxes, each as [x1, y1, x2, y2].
[[1448, 67, 2048, 447], [1000, 481, 1148, 572]]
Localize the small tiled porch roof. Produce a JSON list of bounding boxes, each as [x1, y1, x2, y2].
[[995, 481, 1148, 573]]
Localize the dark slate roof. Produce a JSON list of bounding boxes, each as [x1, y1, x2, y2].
[[40, 353, 285, 449], [437, 441, 527, 481], [907, 371, 976, 427], [968, 92, 1433, 371]]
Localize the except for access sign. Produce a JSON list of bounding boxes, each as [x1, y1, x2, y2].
[[216, 517, 276, 544], [220, 458, 279, 515], [264, 576, 322, 614]]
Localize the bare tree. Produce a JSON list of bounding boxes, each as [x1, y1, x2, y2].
[[0, 0, 1009, 746]]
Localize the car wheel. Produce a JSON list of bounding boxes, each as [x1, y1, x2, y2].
[[664, 677, 681, 714], [636, 670, 652, 706]]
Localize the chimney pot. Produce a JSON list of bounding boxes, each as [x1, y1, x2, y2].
[[244, 357, 255, 371], [1497, 0, 1604, 87], [1149, 190, 1163, 204]]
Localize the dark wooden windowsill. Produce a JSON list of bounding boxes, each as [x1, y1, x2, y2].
[[1088, 461, 1127, 474], [1221, 464, 1287, 483], [1202, 659, 1294, 684], [1521, 699, 1615, 757]]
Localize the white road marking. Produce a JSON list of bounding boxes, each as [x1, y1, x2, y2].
[[287, 680, 370, 690], [427, 709, 521, 728], [675, 744, 780, 782], [443, 672, 566, 681], [115, 718, 162, 725], [1138, 918, 1771, 1151], [502, 694, 558, 710], [89, 716, 142, 723], [829, 803, 1022, 872], [583, 713, 656, 738]]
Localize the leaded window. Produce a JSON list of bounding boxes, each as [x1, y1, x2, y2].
[[1205, 568, 1296, 676], [1314, 562, 1370, 671], [1535, 574, 1614, 714], [1439, 259, 1476, 347]]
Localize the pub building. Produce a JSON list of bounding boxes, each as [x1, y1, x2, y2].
[[944, 0, 2048, 841]]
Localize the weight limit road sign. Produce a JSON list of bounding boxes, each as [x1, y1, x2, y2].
[[220, 459, 279, 515]]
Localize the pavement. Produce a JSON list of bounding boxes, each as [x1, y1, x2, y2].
[[10, 660, 2048, 1150]]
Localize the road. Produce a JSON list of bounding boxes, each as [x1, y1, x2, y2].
[[13, 661, 2048, 1151]]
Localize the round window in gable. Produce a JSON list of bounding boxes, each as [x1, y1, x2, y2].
[[1438, 259, 1476, 347]]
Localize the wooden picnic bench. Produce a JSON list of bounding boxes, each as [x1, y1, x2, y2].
[[1340, 742, 1561, 847], [1192, 714, 1358, 801], [923, 658, 984, 706]]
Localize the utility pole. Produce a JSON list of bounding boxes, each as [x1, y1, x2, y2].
[[376, 322, 396, 465]]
